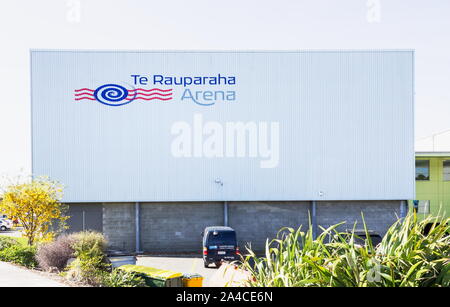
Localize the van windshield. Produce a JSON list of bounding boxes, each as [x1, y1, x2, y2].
[[207, 231, 236, 246]]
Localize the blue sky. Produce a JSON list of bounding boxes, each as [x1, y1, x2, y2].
[[0, 0, 449, 175]]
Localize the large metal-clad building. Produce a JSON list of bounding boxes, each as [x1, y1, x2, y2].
[[31, 50, 414, 252]]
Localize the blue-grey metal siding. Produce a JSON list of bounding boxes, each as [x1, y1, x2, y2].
[[31, 50, 414, 202]]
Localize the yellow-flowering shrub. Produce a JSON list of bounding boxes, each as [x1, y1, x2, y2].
[[0, 176, 68, 246]]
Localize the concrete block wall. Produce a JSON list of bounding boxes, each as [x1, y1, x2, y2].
[[140, 202, 223, 253], [229, 201, 311, 252], [316, 201, 401, 237], [103, 203, 136, 252], [67, 200, 402, 253]]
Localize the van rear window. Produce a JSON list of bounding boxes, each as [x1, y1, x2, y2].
[[207, 231, 236, 245]]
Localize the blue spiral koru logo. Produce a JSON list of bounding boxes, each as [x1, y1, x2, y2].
[[94, 84, 132, 106]]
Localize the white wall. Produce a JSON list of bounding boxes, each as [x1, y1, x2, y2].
[[31, 50, 414, 202]]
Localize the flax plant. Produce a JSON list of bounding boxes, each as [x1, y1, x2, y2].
[[241, 213, 450, 287]]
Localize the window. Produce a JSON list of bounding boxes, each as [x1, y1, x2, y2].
[[443, 160, 450, 181], [415, 160, 430, 180], [413, 200, 430, 214], [207, 231, 237, 246]]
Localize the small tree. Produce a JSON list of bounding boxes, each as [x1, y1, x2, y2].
[[0, 177, 68, 246]]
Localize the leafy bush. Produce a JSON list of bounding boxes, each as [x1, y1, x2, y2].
[[0, 245, 38, 268], [65, 250, 109, 286], [71, 231, 107, 258], [37, 231, 107, 273], [100, 269, 146, 287], [0, 237, 18, 251], [241, 214, 450, 287], [36, 234, 75, 272], [376, 215, 450, 287], [63, 231, 109, 286]]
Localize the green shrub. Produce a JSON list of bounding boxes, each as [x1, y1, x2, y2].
[[375, 215, 450, 287], [70, 231, 107, 258], [0, 245, 38, 268], [0, 237, 19, 251], [63, 231, 109, 286], [101, 269, 146, 287], [37, 231, 107, 273], [65, 250, 109, 286], [241, 214, 450, 287]]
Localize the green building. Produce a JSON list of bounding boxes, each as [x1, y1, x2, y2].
[[414, 152, 450, 218]]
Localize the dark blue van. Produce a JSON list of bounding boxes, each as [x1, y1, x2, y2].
[[202, 226, 240, 268]]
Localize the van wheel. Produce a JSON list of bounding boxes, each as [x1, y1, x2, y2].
[[204, 261, 209, 268], [215, 262, 222, 268], [0, 226, 6, 231]]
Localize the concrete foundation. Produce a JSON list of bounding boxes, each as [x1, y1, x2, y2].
[[139, 202, 223, 253], [103, 203, 136, 252], [316, 201, 400, 237], [228, 201, 310, 252], [66, 200, 402, 253]]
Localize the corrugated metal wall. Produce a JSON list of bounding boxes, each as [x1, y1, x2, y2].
[[66, 203, 103, 233], [31, 50, 414, 202]]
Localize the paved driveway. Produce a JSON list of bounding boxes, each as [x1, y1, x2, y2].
[[0, 261, 67, 287], [136, 256, 218, 286]]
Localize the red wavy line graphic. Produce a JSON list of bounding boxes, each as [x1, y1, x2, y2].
[[125, 97, 173, 101], [75, 93, 94, 96], [75, 88, 171, 92], [75, 97, 173, 101], [75, 93, 172, 98], [75, 92, 171, 96], [128, 88, 172, 92], [75, 97, 96, 101], [128, 92, 172, 97], [75, 89, 171, 94], [74, 88, 173, 102]]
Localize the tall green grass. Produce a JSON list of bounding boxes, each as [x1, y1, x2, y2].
[[241, 214, 450, 287]]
